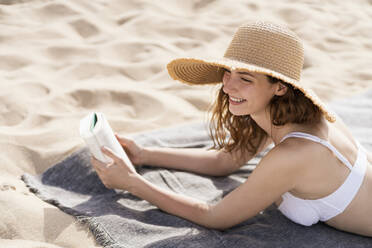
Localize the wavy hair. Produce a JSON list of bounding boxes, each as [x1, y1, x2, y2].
[[208, 75, 322, 157]]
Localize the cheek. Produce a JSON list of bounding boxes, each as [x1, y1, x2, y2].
[[241, 87, 272, 108], [239, 86, 254, 98], [254, 90, 273, 105]]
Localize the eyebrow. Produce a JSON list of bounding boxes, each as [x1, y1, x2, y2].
[[237, 71, 255, 77]]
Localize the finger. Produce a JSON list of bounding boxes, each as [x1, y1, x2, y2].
[[91, 156, 106, 166], [101, 146, 121, 163], [91, 160, 103, 173], [91, 156, 107, 172], [115, 134, 129, 146]]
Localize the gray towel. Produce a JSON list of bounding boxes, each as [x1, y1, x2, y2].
[[22, 90, 372, 248]]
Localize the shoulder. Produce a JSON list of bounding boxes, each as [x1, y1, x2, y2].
[[256, 138, 312, 180], [263, 139, 305, 165], [237, 138, 307, 204]]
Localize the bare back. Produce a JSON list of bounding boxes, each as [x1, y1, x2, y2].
[[274, 115, 372, 236]]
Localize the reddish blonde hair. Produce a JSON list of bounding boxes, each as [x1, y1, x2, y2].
[[208, 75, 322, 157]]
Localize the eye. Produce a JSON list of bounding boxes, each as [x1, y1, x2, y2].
[[222, 68, 231, 74], [241, 78, 252, 83]]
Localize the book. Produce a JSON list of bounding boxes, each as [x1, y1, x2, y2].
[[80, 112, 135, 171]]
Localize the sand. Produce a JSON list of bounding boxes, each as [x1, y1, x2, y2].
[[0, 0, 371, 247]]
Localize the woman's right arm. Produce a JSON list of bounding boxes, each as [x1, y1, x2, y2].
[[117, 134, 272, 177]]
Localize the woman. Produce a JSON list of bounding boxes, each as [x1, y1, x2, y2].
[[91, 21, 372, 237]]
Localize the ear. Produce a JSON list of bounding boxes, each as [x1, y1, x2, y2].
[[275, 83, 287, 96]]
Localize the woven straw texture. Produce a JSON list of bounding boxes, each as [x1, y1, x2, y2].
[[167, 21, 336, 122]]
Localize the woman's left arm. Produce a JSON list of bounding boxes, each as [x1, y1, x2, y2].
[[92, 145, 301, 230]]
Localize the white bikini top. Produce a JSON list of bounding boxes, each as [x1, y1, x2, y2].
[[277, 132, 368, 226]]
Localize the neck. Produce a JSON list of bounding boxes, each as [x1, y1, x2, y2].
[[250, 108, 321, 146]]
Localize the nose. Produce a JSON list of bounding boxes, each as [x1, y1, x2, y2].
[[222, 72, 238, 94]]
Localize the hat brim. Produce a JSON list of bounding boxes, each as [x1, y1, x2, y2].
[[167, 57, 336, 123]]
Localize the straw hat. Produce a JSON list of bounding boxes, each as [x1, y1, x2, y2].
[[167, 21, 336, 122]]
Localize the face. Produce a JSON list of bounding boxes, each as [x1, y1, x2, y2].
[[222, 68, 284, 117]]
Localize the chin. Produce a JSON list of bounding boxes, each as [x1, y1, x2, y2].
[[228, 108, 249, 116]]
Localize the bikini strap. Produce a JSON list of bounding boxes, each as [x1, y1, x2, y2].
[[280, 132, 355, 170]]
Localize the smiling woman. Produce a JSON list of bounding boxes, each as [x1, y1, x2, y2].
[[209, 68, 322, 158], [91, 21, 372, 237]]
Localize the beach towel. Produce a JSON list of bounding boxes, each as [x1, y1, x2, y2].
[[22, 89, 372, 248]]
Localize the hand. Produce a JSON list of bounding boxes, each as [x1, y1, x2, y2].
[[115, 134, 145, 166], [91, 146, 139, 191]]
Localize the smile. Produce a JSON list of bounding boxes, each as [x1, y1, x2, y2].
[[229, 96, 246, 103]]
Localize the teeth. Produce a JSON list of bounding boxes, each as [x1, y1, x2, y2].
[[230, 96, 245, 102]]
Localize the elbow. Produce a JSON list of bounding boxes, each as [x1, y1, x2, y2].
[[202, 220, 235, 231], [207, 223, 232, 231], [203, 165, 235, 177], [199, 204, 235, 230], [215, 165, 239, 177], [209, 170, 232, 177], [213, 153, 242, 177], [212, 162, 239, 177]]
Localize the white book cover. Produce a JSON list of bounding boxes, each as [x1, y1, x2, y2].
[[79, 112, 135, 171]]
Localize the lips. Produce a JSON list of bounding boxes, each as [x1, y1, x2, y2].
[[229, 96, 246, 103]]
